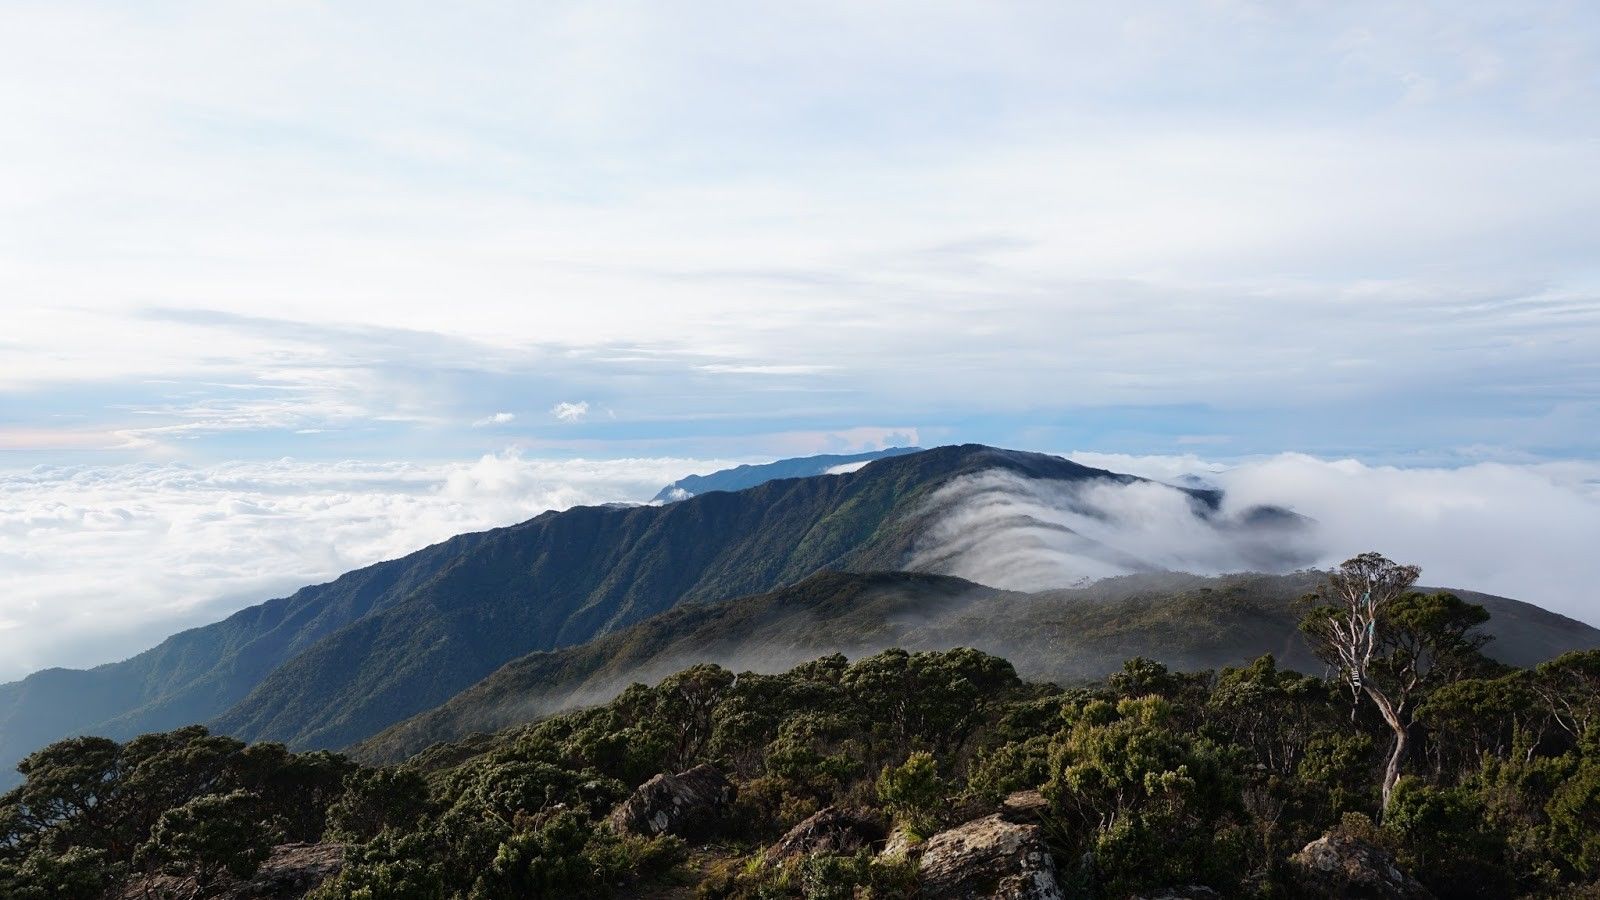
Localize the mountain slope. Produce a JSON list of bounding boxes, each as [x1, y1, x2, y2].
[[210, 446, 1134, 750], [651, 447, 922, 502], [353, 569, 1600, 763], [0, 443, 1313, 781], [2, 445, 1074, 780]]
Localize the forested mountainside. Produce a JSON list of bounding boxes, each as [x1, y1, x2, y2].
[[3, 444, 1292, 784], [7, 594, 1600, 898], [651, 446, 922, 501], [206, 446, 1149, 752], [353, 569, 1600, 763]]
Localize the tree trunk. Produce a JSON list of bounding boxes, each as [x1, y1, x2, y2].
[[1364, 685, 1409, 818], [1380, 725, 1408, 816]]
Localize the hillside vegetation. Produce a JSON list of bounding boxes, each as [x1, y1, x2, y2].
[[5, 579, 1600, 897], [354, 569, 1600, 764]]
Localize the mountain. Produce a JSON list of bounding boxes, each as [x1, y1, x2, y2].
[[352, 569, 1600, 763], [1, 445, 1300, 782], [650, 447, 923, 502], [207, 446, 1173, 750]]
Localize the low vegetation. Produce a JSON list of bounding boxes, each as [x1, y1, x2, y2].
[[3, 555, 1598, 898]]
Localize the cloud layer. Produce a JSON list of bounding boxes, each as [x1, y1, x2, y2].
[[1067, 452, 1600, 624], [0, 453, 727, 679], [6, 447, 1597, 681]]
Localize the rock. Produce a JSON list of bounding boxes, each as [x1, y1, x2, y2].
[[766, 805, 888, 862], [918, 813, 1065, 900], [119, 842, 345, 899], [881, 825, 923, 860], [998, 790, 1050, 824], [606, 763, 736, 840], [1289, 832, 1433, 899]]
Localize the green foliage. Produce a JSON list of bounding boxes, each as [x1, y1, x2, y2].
[[135, 789, 276, 888], [875, 752, 945, 835], [1546, 743, 1600, 878], [1043, 695, 1244, 894], [10, 633, 1600, 898], [324, 767, 433, 842], [0, 846, 114, 900], [700, 851, 918, 900]]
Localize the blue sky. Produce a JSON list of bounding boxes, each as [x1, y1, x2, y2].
[[2, 2, 1599, 675]]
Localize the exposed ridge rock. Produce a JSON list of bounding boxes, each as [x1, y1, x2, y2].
[[918, 813, 1064, 899], [1290, 832, 1433, 899], [766, 805, 888, 862], [606, 763, 735, 840]]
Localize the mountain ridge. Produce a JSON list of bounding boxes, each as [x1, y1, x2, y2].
[[352, 568, 1600, 764], [1, 445, 1132, 779], [651, 446, 923, 502]]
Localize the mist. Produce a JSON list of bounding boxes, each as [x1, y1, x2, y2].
[[913, 455, 1600, 627], [907, 468, 1320, 592]]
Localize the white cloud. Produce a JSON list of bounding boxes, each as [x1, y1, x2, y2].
[[472, 412, 516, 427], [550, 401, 589, 423], [823, 460, 873, 475], [1052, 452, 1600, 626], [0, 452, 731, 679], [910, 469, 1318, 591]]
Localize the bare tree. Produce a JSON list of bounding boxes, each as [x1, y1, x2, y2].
[[1299, 547, 1427, 813]]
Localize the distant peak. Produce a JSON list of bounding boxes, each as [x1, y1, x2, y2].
[[652, 446, 923, 502]]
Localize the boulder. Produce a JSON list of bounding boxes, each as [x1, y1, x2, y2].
[[998, 789, 1050, 824], [1290, 832, 1433, 899], [881, 825, 923, 860], [606, 763, 735, 840], [766, 805, 888, 862], [918, 813, 1064, 900]]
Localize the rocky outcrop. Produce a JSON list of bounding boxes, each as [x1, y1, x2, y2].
[[998, 789, 1050, 824], [606, 763, 735, 840], [766, 806, 888, 861], [882, 825, 922, 860], [1290, 832, 1433, 899], [918, 813, 1064, 900], [118, 842, 345, 899]]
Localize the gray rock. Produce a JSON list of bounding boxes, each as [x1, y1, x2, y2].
[[606, 763, 735, 840], [1290, 832, 1434, 899], [998, 789, 1050, 824], [766, 805, 888, 862], [919, 813, 1065, 900]]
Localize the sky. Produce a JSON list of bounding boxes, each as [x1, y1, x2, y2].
[[2, 2, 1598, 678]]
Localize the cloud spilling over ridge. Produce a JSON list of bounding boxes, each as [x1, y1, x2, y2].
[[909, 469, 1320, 591], [0, 453, 729, 679], [914, 453, 1600, 626]]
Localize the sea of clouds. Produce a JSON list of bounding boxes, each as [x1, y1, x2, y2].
[[3, 449, 1598, 682], [0, 453, 729, 679]]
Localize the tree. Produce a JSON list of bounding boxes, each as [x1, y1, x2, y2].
[[324, 768, 433, 843], [1300, 553, 1490, 815], [875, 751, 945, 835], [135, 790, 276, 895]]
